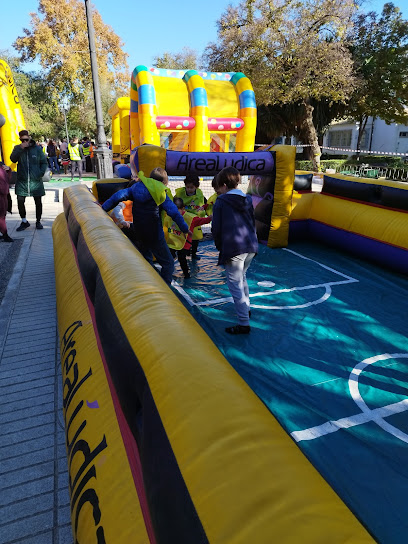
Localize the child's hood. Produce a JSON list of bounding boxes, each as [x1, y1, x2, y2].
[[137, 171, 167, 205], [220, 192, 253, 212]]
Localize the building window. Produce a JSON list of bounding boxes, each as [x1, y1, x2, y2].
[[360, 130, 368, 149], [329, 130, 352, 148], [399, 132, 408, 138]]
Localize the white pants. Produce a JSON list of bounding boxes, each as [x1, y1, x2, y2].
[[224, 253, 255, 325]]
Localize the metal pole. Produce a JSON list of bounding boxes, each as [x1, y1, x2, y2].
[[84, 0, 113, 179], [63, 108, 69, 144]]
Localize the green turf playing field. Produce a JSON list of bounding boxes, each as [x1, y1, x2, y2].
[[172, 239, 408, 543]]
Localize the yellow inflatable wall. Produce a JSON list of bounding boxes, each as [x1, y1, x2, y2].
[[0, 59, 26, 169], [290, 173, 408, 274]]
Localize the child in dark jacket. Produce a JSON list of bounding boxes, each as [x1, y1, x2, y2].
[[212, 166, 258, 334], [102, 168, 188, 285]]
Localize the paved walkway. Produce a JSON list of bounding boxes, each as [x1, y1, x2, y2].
[[0, 188, 76, 544]]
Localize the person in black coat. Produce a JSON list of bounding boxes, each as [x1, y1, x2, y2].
[[212, 166, 258, 334]]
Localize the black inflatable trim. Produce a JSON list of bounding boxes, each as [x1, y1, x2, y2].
[[322, 176, 408, 212], [96, 181, 129, 203], [294, 173, 312, 191]]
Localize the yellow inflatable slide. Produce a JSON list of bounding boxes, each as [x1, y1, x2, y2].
[[0, 59, 26, 169]]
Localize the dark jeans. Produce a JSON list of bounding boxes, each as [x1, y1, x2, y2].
[[48, 156, 60, 173], [137, 235, 175, 285], [191, 239, 199, 257], [71, 160, 82, 178], [85, 156, 93, 172], [17, 195, 42, 221], [170, 248, 189, 276]]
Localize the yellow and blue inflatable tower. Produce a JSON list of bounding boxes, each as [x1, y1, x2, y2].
[[110, 66, 257, 159]]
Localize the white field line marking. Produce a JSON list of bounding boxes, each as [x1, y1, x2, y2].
[[172, 248, 359, 309], [250, 285, 332, 310], [291, 399, 408, 442], [171, 280, 195, 306], [283, 248, 357, 282], [291, 354, 408, 443], [195, 279, 353, 307], [310, 361, 398, 388]]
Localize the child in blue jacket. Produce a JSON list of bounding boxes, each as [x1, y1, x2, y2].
[[102, 168, 188, 285], [212, 167, 258, 334]]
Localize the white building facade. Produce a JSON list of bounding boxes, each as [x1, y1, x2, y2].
[[321, 117, 408, 157], [287, 117, 408, 157]]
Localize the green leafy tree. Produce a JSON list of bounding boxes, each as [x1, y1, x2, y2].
[[347, 3, 408, 151], [153, 47, 199, 70], [0, 49, 55, 138], [203, 0, 357, 170], [69, 79, 117, 138], [13, 0, 128, 118], [257, 100, 347, 153]]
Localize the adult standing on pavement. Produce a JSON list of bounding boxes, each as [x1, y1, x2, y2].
[[82, 137, 92, 172], [68, 137, 84, 181], [10, 129, 48, 231], [59, 138, 68, 156], [47, 139, 60, 174]]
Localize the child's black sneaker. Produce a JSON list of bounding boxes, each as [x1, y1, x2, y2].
[[3, 234, 13, 242], [225, 324, 250, 335], [16, 221, 30, 231], [36, 221, 44, 229]]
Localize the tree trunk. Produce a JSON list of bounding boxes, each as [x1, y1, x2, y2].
[[369, 117, 376, 151], [356, 115, 368, 158], [301, 99, 321, 171]]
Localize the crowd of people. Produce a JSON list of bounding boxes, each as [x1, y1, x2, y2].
[[34, 136, 111, 178], [0, 130, 111, 240], [102, 166, 258, 335]]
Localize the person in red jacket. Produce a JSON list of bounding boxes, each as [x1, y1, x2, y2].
[[0, 162, 13, 242]]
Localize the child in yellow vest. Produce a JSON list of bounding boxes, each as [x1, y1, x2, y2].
[[175, 175, 206, 260], [165, 197, 212, 278]]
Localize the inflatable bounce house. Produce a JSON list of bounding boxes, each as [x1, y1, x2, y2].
[[0, 59, 26, 169], [109, 66, 256, 164], [54, 62, 408, 543]]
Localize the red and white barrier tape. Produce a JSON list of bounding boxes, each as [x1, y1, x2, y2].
[[255, 143, 408, 157]]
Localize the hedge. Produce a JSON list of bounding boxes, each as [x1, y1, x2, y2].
[[295, 159, 348, 171]]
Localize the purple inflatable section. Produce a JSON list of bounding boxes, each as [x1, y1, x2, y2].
[[165, 150, 275, 176], [290, 219, 408, 275]]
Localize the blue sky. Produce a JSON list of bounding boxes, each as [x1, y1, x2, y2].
[[0, 0, 404, 73]]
